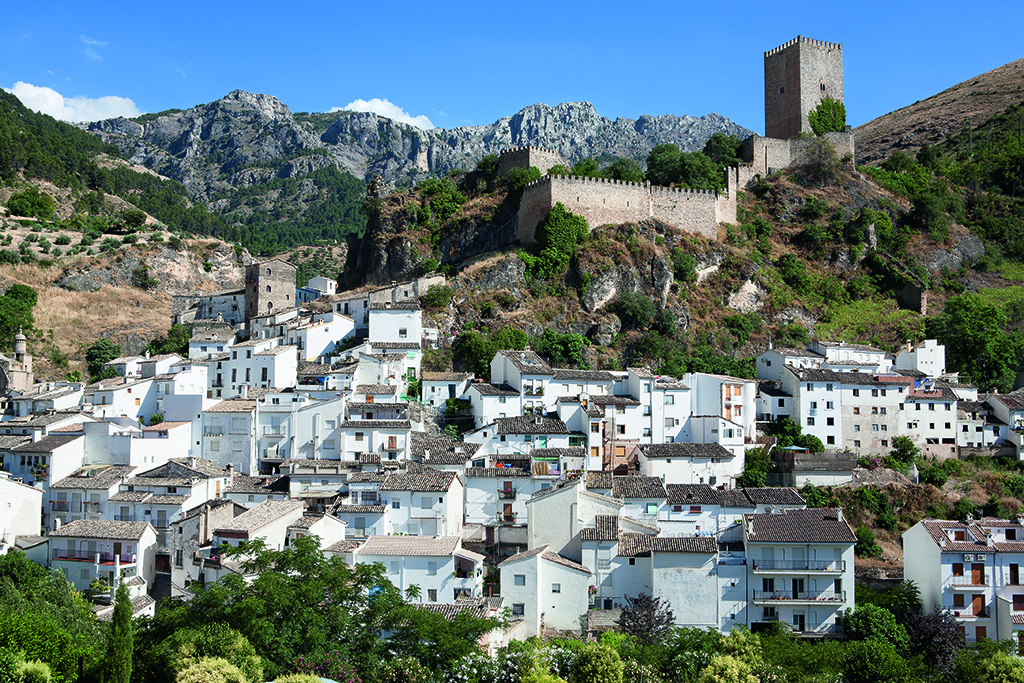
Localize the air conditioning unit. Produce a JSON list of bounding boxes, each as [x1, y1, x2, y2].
[[964, 554, 974, 562]]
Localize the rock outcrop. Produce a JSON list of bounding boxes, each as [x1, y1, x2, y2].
[[58, 243, 249, 295]]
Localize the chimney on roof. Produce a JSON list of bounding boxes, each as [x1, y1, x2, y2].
[[226, 463, 234, 482], [836, 508, 842, 522]]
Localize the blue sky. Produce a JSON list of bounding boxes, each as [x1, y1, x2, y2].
[[2, 0, 1022, 134]]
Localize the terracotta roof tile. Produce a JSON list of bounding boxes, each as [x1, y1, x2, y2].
[[744, 508, 856, 544]]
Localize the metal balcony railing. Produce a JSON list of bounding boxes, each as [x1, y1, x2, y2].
[[950, 575, 987, 587], [498, 489, 517, 500], [51, 501, 70, 512], [204, 426, 224, 436], [113, 515, 136, 522], [52, 549, 135, 563], [752, 560, 845, 571], [752, 590, 845, 602]]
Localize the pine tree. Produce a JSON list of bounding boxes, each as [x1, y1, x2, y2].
[[105, 582, 134, 683]]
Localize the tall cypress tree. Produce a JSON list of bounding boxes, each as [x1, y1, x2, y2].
[[105, 582, 134, 683]]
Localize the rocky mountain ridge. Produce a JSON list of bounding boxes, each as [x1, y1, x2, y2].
[[85, 92, 753, 202]]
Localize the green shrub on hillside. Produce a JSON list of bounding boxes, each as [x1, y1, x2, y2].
[[519, 203, 589, 280], [420, 285, 455, 309], [6, 187, 55, 219]]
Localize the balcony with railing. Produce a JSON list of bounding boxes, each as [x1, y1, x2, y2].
[[495, 512, 518, 526], [204, 426, 225, 436], [52, 549, 136, 565], [50, 500, 72, 512], [752, 590, 846, 604], [751, 560, 846, 573], [263, 425, 287, 437], [949, 575, 988, 588], [498, 488, 517, 500], [380, 437, 405, 453], [113, 515, 137, 522]]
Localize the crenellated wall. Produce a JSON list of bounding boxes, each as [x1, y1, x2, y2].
[[518, 173, 735, 242], [496, 146, 567, 178]]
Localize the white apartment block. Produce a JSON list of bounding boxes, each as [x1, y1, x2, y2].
[[741, 508, 856, 635], [422, 372, 474, 409], [896, 339, 947, 378], [379, 465, 464, 537], [904, 517, 1024, 645]]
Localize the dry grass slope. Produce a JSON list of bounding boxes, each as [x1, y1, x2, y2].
[[855, 57, 1024, 164]]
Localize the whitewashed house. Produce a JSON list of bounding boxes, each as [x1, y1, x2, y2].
[[498, 545, 592, 636], [49, 519, 157, 596], [351, 535, 484, 603]]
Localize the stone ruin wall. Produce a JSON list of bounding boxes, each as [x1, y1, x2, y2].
[[739, 131, 855, 177], [496, 146, 566, 178]]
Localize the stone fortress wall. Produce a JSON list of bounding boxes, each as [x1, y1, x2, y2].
[[517, 171, 738, 242], [739, 130, 854, 177]]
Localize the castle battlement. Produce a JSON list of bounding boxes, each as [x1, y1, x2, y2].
[[765, 35, 842, 57], [499, 145, 561, 157], [517, 170, 733, 244], [526, 174, 720, 197]]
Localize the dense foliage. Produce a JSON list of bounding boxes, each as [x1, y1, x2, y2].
[[519, 203, 590, 280], [807, 96, 847, 136]]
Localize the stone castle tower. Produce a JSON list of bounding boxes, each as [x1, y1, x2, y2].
[[764, 36, 844, 139], [244, 258, 298, 325]]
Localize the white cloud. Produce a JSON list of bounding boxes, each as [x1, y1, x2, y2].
[[331, 98, 434, 129], [80, 36, 107, 61], [3, 82, 142, 123]]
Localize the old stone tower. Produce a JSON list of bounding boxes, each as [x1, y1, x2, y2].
[[244, 258, 298, 325], [764, 36, 844, 139]]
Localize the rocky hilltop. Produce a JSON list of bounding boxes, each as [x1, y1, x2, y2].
[[86, 93, 752, 200]]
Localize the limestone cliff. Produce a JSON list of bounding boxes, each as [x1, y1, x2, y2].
[[85, 94, 753, 202]]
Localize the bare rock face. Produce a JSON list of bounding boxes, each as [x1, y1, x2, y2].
[[85, 94, 753, 201], [58, 244, 249, 295], [927, 234, 986, 275], [728, 279, 769, 313]]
